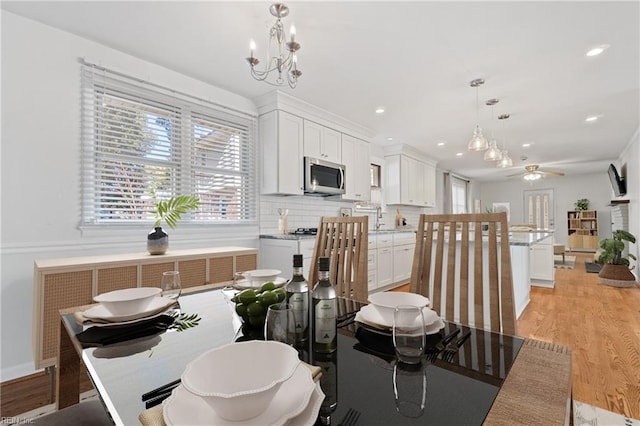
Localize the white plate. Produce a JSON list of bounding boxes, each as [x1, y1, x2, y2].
[[163, 362, 315, 426], [368, 292, 430, 310], [284, 382, 325, 426], [233, 276, 288, 290], [357, 316, 445, 336], [84, 296, 175, 322], [88, 309, 173, 327], [355, 305, 442, 333]]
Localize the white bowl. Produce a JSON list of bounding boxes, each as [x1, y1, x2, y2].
[[243, 269, 282, 285], [181, 341, 300, 421], [368, 292, 430, 316], [93, 287, 161, 316]]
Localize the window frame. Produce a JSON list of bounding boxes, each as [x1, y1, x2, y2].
[[80, 62, 258, 229]]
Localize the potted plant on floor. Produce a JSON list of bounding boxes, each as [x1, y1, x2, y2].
[[597, 229, 637, 287], [148, 195, 201, 255]]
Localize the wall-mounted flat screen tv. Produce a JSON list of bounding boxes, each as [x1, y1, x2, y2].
[[608, 163, 626, 197]]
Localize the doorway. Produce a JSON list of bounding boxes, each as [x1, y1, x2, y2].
[[523, 188, 555, 230]]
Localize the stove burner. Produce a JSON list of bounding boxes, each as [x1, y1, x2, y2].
[[291, 227, 318, 235]]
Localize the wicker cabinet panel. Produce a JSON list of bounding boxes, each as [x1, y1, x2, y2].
[[42, 271, 93, 361], [141, 262, 175, 288], [236, 254, 257, 273], [178, 259, 207, 288], [210, 256, 233, 283], [97, 265, 137, 294]]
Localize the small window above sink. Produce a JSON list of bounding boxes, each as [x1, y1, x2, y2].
[[370, 163, 381, 188]]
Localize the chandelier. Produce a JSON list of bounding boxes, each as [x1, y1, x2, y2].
[[467, 78, 488, 151], [246, 3, 301, 88]]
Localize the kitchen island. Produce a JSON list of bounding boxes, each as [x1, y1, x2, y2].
[[509, 231, 555, 317]]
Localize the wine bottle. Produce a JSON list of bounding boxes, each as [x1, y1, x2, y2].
[[312, 256, 337, 353], [286, 254, 309, 345]]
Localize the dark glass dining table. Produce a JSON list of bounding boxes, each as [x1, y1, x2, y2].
[[57, 286, 571, 425]]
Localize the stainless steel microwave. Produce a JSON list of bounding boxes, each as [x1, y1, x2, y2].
[[304, 157, 346, 195]]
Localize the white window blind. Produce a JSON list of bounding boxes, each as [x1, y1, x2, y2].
[[81, 62, 257, 226]]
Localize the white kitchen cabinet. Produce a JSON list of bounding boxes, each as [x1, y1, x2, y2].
[[367, 249, 378, 292], [259, 238, 315, 280], [259, 110, 304, 195], [376, 246, 394, 287], [529, 235, 555, 287], [423, 162, 436, 207], [375, 234, 394, 287], [392, 232, 416, 284], [341, 134, 371, 201], [303, 120, 341, 163], [385, 154, 436, 207]]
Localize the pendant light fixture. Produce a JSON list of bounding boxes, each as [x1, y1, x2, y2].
[[484, 98, 502, 161], [467, 78, 488, 151], [496, 113, 513, 168]]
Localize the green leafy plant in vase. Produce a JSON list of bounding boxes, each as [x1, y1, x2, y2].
[[574, 198, 590, 211], [148, 195, 201, 255], [597, 229, 637, 287]]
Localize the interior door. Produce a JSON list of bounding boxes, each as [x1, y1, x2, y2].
[[523, 189, 555, 230]]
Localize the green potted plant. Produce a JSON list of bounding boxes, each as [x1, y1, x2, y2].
[[597, 229, 637, 287], [574, 198, 590, 211], [148, 195, 201, 255]]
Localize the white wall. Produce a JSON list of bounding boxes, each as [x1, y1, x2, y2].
[[479, 172, 612, 247], [617, 128, 639, 275], [0, 12, 259, 380]]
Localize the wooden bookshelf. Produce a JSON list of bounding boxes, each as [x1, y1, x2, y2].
[[567, 210, 599, 251]]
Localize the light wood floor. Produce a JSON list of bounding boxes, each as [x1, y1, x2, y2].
[[518, 251, 640, 420]]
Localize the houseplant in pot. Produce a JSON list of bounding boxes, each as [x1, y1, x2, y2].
[[597, 229, 637, 287], [574, 198, 590, 211], [148, 195, 201, 255]]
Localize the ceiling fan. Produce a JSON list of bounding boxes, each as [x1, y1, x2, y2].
[[508, 164, 565, 181]]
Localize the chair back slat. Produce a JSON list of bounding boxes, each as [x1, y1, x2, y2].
[[309, 216, 368, 302], [409, 213, 516, 335]]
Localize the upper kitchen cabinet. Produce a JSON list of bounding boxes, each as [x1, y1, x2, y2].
[[341, 134, 371, 201], [385, 146, 437, 208], [259, 110, 304, 195], [303, 120, 341, 164]]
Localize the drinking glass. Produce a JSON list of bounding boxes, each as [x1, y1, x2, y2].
[[264, 303, 296, 346], [393, 361, 427, 418], [392, 305, 426, 364], [161, 271, 182, 300]]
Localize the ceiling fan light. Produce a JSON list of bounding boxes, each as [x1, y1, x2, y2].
[[524, 173, 541, 181], [468, 125, 488, 151], [483, 139, 502, 161]]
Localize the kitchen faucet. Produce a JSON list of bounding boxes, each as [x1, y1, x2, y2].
[[375, 206, 384, 230]]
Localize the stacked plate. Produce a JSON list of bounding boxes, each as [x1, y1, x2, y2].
[[83, 287, 175, 326], [355, 292, 444, 335], [163, 341, 325, 426], [233, 269, 287, 290]]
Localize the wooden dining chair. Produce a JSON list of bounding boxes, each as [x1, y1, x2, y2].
[[409, 212, 517, 335], [308, 216, 369, 302]]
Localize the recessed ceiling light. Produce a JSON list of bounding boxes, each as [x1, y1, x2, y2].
[[375, 107, 385, 114], [585, 115, 602, 122], [585, 44, 610, 57], [386, 137, 393, 141], [455, 152, 463, 157], [437, 141, 446, 146], [522, 143, 531, 148]]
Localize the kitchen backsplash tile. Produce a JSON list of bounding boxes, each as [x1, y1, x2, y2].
[[259, 194, 425, 235]]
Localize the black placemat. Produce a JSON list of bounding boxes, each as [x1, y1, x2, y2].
[[77, 314, 174, 346]]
